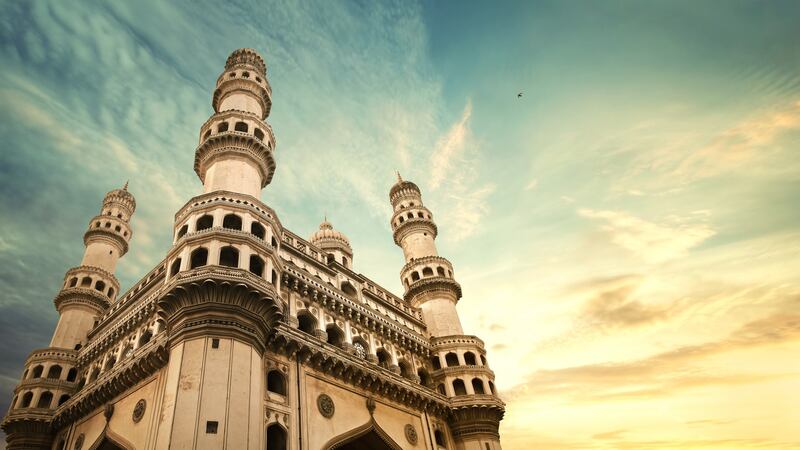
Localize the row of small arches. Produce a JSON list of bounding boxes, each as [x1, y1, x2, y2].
[[66, 276, 115, 298], [177, 213, 278, 247], [203, 120, 267, 143], [80, 326, 158, 388], [171, 247, 279, 285], [12, 390, 70, 409], [438, 377, 496, 397], [431, 351, 486, 369], [295, 313, 433, 386], [23, 364, 78, 382], [91, 220, 128, 237], [102, 210, 126, 220], [395, 210, 431, 226], [228, 70, 263, 84], [404, 265, 452, 287]]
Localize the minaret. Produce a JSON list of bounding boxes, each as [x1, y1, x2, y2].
[[156, 49, 283, 449], [1, 184, 135, 450], [390, 174, 463, 336], [195, 48, 276, 198], [390, 175, 505, 450]]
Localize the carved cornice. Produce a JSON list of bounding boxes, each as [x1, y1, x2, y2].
[[282, 269, 430, 356], [404, 276, 462, 303], [157, 269, 283, 354], [1, 410, 54, 450], [194, 132, 276, 187], [82, 228, 129, 255], [431, 365, 495, 380], [448, 397, 505, 441], [15, 378, 77, 395], [78, 299, 158, 365], [63, 266, 120, 293], [431, 335, 485, 350], [392, 218, 438, 246], [53, 336, 169, 428], [53, 288, 109, 315], [26, 348, 79, 366], [268, 325, 450, 417]]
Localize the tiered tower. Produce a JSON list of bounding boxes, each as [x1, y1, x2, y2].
[[157, 47, 283, 449], [2, 184, 135, 449], [391, 174, 505, 450]]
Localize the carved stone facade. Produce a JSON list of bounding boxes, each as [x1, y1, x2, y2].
[[2, 48, 504, 450]]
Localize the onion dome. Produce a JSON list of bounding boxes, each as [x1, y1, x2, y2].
[[225, 48, 267, 77], [309, 218, 352, 255], [103, 181, 136, 213], [389, 172, 421, 203]]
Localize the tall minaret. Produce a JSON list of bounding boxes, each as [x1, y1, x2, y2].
[[156, 49, 283, 449], [2, 185, 134, 450], [53, 183, 135, 349], [390, 175, 505, 450], [390, 174, 463, 336], [195, 48, 275, 198]]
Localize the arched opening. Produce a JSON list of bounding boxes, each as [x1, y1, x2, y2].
[[271, 236, 278, 247], [434, 429, 446, 447], [58, 394, 70, 406], [203, 130, 211, 140], [20, 392, 33, 408], [217, 122, 229, 132], [37, 391, 53, 408], [398, 216, 404, 224], [298, 312, 316, 336], [436, 267, 445, 277], [190, 248, 208, 269], [114, 225, 121, 232], [69, 278, 78, 287], [422, 267, 434, 277], [95, 280, 106, 292], [271, 270, 278, 286], [326, 324, 344, 348], [464, 352, 477, 366], [66, 368, 77, 382], [267, 370, 286, 396], [81, 277, 92, 287], [453, 379, 467, 396], [326, 254, 335, 265], [89, 367, 100, 382], [108, 288, 114, 298], [481, 354, 487, 366], [376, 348, 391, 369], [31, 365, 44, 378], [222, 213, 242, 230], [352, 337, 369, 360], [249, 255, 264, 276], [219, 246, 239, 268], [234, 121, 248, 132], [46, 365, 62, 379], [472, 378, 485, 394], [437, 384, 446, 395], [445, 352, 459, 367], [251, 222, 266, 239], [104, 355, 116, 370], [411, 272, 420, 282], [254, 128, 265, 141], [94, 437, 126, 450], [398, 360, 413, 379], [407, 212, 413, 219], [170, 258, 182, 276], [121, 343, 133, 359], [418, 368, 432, 386], [138, 329, 153, 347], [241, 71, 250, 78], [177, 224, 188, 239], [196, 215, 213, 231], [324, 423, 402, 450], [341, 282, 357, 299], [489, 380, 496, 394], [342, 256, 349, 267], [431, 356, 441, 370], [266, 423, 287, 450]]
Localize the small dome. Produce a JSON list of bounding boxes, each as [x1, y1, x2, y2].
[[309, 219, 352, 255], [225, 48, 267, 76], [103, 182, 136, 212], [389, 172, 420, 202]]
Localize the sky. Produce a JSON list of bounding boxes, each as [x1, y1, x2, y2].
[[0, 0, 799, 448]]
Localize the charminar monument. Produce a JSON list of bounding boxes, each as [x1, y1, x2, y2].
[[2, 49, 504, 450]]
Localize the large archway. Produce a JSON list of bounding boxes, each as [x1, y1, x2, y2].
[[95, 439, 124, 450], [324, 420, 403, 450]]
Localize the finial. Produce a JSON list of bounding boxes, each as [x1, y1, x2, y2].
[[123, 180, 129, 191], [396, 171, 402, 182]]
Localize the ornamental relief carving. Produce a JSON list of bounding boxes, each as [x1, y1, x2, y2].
[[405, 424, 418, 445], [317, 393, 335, 418], [132, 399, 146, 423]]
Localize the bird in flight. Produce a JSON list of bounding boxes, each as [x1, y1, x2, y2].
[[517, 92, 523, 98]]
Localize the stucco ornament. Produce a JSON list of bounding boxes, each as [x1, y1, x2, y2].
[[405, 424, 418, 445], [73, 434, 84, 450], [353, 341, 366, 359], [317, 393, 335, 418], [132, 399, 147, 422]]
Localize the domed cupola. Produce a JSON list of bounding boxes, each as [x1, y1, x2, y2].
[[310, 218, 353, 269]]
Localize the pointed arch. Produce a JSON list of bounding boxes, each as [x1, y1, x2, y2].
[[87, 428, 135, 450], [323, 418, 403, 450]]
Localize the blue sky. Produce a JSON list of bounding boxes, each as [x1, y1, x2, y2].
[[1, 1, 799, 448]]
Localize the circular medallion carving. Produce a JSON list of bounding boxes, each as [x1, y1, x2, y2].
[[317, 393, 335, 418], [74, 434, 84, 450], [405, 424, 418, 445], [132, 399, 147, 423]]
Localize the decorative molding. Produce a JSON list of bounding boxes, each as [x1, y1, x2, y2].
[[132, 399, 146, 423], [405, 424, 418, 445], [317, 394, 335, 418]]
